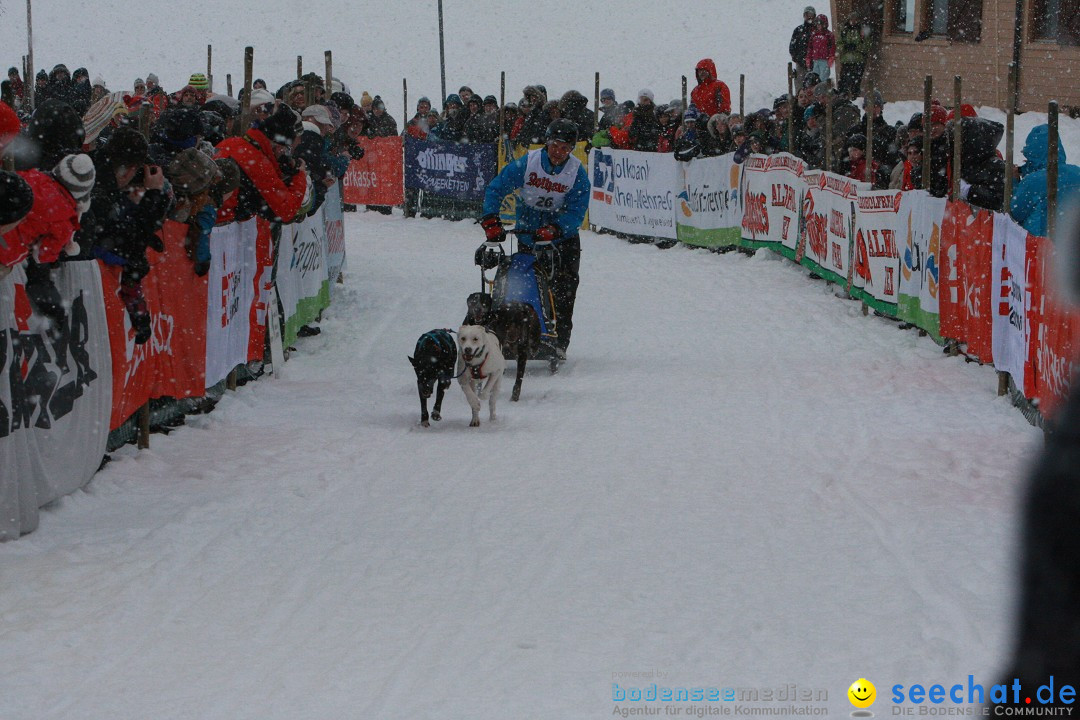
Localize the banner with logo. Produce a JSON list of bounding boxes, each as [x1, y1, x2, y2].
[[403, 136, 495, 201], [0, 261, 112, 539], [205, 219, 257, 388], [798, 171, 866, 285], [850, 189, 904, 315], [896, 190, 947, 341], [939, 202, 995, 361], [589, 147, 678, 239], [248, 217, 273, 364], [1028, 234, 1080, 416], [739, 153, 806, 256], [343, 136, 404, 205], [324, 183, 347, 294], [675, 153, 742, 248], [991, 212, 1035, 393], [277, 211, 331, 347]]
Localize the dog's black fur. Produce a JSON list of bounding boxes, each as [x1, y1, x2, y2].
[[409, 329, 457, 427], [464, 292, 540, 402]]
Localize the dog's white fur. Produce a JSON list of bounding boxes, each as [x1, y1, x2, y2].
[[457, 325, 505, 427]]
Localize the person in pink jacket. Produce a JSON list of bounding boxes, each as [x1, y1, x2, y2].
[[806, 14, 836, 83]]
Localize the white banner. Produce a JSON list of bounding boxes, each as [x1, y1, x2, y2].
[[324, 183, 347, 295], [991, 212, 1031, 387], [675, 153, 742, 247], [739, 153, 806, 253], [276, 210, 331, 342], [799, 171, 867, 284], [205, 219, 257, 387], [896, 190, 947, 338], [851, 190, 905, 309], [589, 148, 678, 239], [0, 261, 112, 539]]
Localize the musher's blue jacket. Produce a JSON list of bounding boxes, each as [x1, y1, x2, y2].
[[482, 148, 591, 246]]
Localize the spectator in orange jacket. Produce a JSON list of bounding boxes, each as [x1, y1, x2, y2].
[[690, 59, 731, 118]]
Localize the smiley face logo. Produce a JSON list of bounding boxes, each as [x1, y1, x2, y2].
[[848, 678, 876, 708]]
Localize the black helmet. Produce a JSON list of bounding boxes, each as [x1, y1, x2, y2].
[[545, 118, 578, 144]]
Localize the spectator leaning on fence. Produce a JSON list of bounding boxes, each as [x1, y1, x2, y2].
[[1011, 124, 1080, 237]]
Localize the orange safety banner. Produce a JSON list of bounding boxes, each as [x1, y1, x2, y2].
[[248, 217, 273, 362], [939, 201, 994, 362], [102, 221, 208, 430], [342, 137, 404, 206], [1027, 234, 1080, 418]]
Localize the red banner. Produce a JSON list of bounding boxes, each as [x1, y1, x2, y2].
[[103, 221, 208, 429], [940, 201, 994, 362], [248, 217, 273, 362], [1027, 235, 1080, 417], [342, 137, 404, 205]]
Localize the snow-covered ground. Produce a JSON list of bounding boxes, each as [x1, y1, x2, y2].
[[0, 211, 1044, 719]]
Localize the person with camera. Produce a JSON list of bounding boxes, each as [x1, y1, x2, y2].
[[478, 118, 590, 361]]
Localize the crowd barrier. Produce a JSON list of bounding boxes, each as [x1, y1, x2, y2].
[[0, 187, 345, 539]]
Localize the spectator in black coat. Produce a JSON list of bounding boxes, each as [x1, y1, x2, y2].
[[11, 99, 86, 170], [598, 88, 621, 132], [628, 89, 661, 152], [956, 116, 1006, 212], [559, 90, 595, 142], [859, 91, 899, 177], [789, 6, 818, 86], [366, 98, 398, 137]]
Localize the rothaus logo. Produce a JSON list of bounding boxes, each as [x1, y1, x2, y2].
[[417, 148, 468, 175], [526, 172, 569, 194]]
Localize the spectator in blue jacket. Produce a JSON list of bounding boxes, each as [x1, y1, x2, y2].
[[1011, 124, 1080, 238]]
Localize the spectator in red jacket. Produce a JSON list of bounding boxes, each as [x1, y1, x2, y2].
[[691, 59, 731, 117]]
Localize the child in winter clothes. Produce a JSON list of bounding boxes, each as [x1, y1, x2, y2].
[[806, 15, 836, 83]]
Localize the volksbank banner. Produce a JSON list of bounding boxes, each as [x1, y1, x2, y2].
[[590, 148, 678, 239], [675, 153, 742, 248], [403, 136, 496, 201]]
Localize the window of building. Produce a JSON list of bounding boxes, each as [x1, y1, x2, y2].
[[891, 0, 915, 33], [1031, 0, 1080, 45], [920, 0, 983, 42]]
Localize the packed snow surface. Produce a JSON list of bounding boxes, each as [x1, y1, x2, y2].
[[0, 211, 1044, 719]]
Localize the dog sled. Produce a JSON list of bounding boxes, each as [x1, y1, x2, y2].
[[475, 232, 563, 373]]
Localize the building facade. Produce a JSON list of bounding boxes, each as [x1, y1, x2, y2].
[[830, 0, 1080, 112]]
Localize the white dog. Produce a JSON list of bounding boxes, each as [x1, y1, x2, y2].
[[457, 324, 506, 427]]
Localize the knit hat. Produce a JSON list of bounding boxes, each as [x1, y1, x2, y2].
[[301, 104, 333, 126], [846, 133, 867, 149], [802, 72, 821, 89], [188, 73, 210, 90], [22, 100, 86, 168], [360, 91, 373, 108], [804, 5, 816, 15], [167, 148, 221, 196], [867, 90, 885, 108], [248, 88, 275, 109], [92, 75, 106, 88], [161, 107, 203, 141], [146, 73, 159, 85], [638, 88, 655, 103], [683, 104, 701, 122], [134, 78, 145, 88], [0, 170, 33, 226], [600, 88, 616, 103], [416, 96, 431, 109], [105, 127, 150, 167], [445, 93, 462, 107], [330, 92, 355, 111], [773, 94, 791, 109], [53, 153, 96, 213], [483, 95, 498, 106], [36, 69, 47, 81], [260, 105, 300, 144], [929, 103, 949, 126]]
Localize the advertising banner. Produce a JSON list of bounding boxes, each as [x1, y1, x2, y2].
[[1028, 234, 1080, 416], [798, 170, 866, 285], [324, 183, 347, 295], [589, 147, 678, 239], [403, 136, 495, 201], [991, 212, 1034, 393], [0, 261, 112, 539], [739, 153, 806, 256], [343, 136, 404, 206], [675, 153, 742, 248], [277, 212, 331, 347], [850, 189, 904, 315], [205, 219, 257, 387], [939, 202, 995, 361], [896, 190, 947, 341]]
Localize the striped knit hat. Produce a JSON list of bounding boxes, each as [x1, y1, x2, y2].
[[188, 73, 209, 90], [53, 154, 96, 214]]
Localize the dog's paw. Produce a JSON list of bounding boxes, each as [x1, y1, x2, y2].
[[431, 411, 441, 422], [469, 418, 480, 427], [421, 419, 430, 428]]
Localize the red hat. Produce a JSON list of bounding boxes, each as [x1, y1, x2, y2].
[[947, 104, 977, 121], [0, 101, 20, 145], [929, 104, 949, 126]]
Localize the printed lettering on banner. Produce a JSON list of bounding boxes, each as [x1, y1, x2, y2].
[[991, 212, 1032, 390], [205, 220, 257, 388], [588, 148, 678, 240], [739, 153, 805, 256], [675, 152, 742, 248], [897, 190, 946, 340], [798, 170, 866, 285], [850, 190, 904, 314]]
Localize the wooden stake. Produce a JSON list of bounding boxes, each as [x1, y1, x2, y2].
[[1048, 101, 1060, 240], [239, 46, 253, 136], [865, 80, 874, 185], [297, 55, 302, 80], [207, 44, 213, 93], [226, 73, 233, 97], [26, 0, 34, 110], [594, 72, 600, 133], [138, 403, 150, 449], [227, 368, 238, 391], [325, 50, 333, 96], [787, 63, 795, 153], [403, 77, 408, 126], [681, 76, 687, 113], [825, 81, 834, 172], [922, 76, 932, 190], [1004, 64, 1017, 209], [952, 76, 962, 201], [739, 74, 745, 117]]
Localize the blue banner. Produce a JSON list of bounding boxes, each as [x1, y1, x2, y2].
[[403, 136, 496, 201]]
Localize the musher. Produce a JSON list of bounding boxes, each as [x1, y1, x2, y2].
[[478, 118, 590, 361]]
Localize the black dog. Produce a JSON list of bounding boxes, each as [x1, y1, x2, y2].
[[409, 329, 457, 427], [464, 292, 540, 402]]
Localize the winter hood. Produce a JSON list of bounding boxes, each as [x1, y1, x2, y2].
[[695, 59, 718, 81], [1022, 124, 1067, 171], [960, 117, 1004, 164]]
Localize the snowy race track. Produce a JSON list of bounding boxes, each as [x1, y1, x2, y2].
[[0, 211, 1044, 719]]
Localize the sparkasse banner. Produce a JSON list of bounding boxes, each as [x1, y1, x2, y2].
[[343, 137, 404, 206], [589, 148, 678, 239]]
